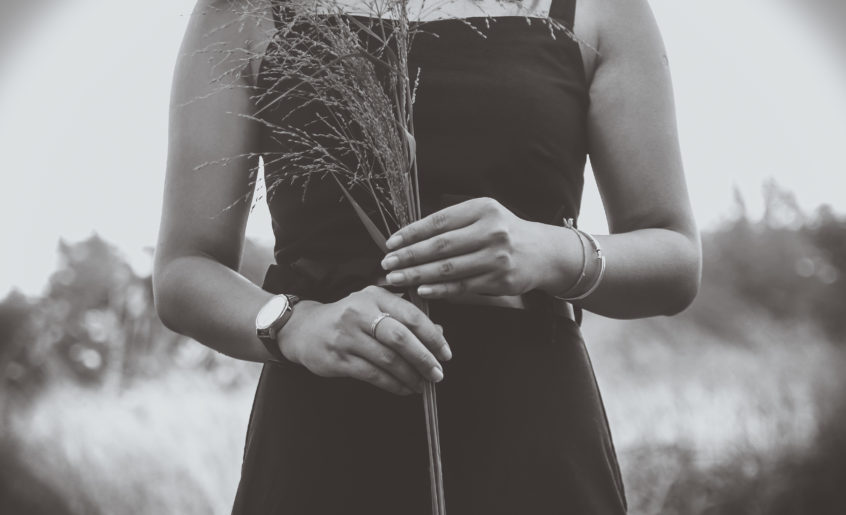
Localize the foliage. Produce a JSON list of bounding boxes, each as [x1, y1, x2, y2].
[[0, 234, 267, 403], [689, 181, 846, 343]]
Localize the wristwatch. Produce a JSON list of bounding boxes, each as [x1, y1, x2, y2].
[[255, 294, 300, 361]]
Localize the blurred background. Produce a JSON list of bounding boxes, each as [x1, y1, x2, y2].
[[1, 0, 845, 513]]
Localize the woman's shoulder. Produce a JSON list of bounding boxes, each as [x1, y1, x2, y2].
[[574, 0, 667, 86], [181, 0, 275, 85]]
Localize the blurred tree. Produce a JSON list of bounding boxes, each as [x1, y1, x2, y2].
[[762, 178, 805, 230], [806, 204, 846, 341], [1, 233, 275, 400], [694, 182, 846, 343], [0, 291, 41, 403]]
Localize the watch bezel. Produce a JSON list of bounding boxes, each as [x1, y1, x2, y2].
[[255, 294, 300, 347], [256, 294, 291, 333]]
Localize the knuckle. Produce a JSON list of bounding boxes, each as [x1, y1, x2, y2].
[[439, 260, 454, 276], [490, 227, 511, 245], [364, 367, 381, 383], [493, 250, 513, 269], [433, 236, 449, 253], [324, 331, 346, 355], [379, 352, 396, 367], [339, 303, 360, 325], [430, 212, 448, 230], [403, 309, 424, 328], [454, 280, 468, 294], [478, 197, 499, 212], [401, 247, 416, 262], [388, 327, 407, 345], [499, 274, 519, 294]]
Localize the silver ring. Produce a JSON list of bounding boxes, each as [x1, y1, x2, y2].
[[370, 312, 392, 339]]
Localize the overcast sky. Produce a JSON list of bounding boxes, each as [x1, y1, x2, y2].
[[1, 0, 845, 296]]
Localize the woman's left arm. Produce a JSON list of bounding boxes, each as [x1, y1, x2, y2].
[[381, 0, 701, 319], [574, 0, 701, 318]]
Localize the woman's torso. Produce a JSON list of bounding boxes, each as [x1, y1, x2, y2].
[[252, 0, 596, 301], [233, 3, 628, 513]]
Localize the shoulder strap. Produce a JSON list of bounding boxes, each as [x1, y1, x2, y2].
[[548, 0, 576, 27]]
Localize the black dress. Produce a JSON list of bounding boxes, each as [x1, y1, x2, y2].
[[233, 0, 627, 513]]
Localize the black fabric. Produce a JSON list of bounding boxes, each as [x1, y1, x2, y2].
[[234, 0, 627, 512], [254, 1, 588, 273], [233, 303, 626, 515]]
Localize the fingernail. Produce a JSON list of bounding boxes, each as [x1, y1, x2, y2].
[[418, 285, 433, 296], [386, 234, 403, 249], [440, 343, 452, 361], [430, 366, 444, 382], [381, 254, 399, 270], [387, 272, 404, 285]]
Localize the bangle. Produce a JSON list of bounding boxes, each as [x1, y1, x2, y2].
[[555, 219, 606, 301], [566, 229, 606, 301], [554, 218, 588, 299]]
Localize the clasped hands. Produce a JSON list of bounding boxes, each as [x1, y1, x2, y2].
[[280, 197, 566, 396]]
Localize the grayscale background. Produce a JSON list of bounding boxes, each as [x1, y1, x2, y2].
[[1, 0, 845, 513]]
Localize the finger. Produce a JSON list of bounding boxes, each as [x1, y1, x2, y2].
[[351, 335, 427, 393], [371, 316, 444, 383], [371, 289, 452, 361], [385, 248, 500, 288], [343, 354, 414, 396], [381, 223, 488, 271], [385, 198, 491, 250], [416, 274, 503, 299]]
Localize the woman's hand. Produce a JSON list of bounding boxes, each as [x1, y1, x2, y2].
[[277, 286, 452, 396], [380, 197, 579, 299]]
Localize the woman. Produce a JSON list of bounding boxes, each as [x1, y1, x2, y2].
[[154, 0, 701, 512]]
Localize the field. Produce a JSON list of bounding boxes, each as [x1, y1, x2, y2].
[[3, 306, 844, 514]]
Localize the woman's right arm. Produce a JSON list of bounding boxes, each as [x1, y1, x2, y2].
[[153, 0, 276, 363], [154, 0, 449, 394]]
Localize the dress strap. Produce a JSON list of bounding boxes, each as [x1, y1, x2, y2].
[[548, 0, 576, 27]]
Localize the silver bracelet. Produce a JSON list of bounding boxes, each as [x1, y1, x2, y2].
[[556, 221, 606, 301], [554, 218, 588, 299], [565, 229, 606, 301]]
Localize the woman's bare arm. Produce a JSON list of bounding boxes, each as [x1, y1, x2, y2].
[[566, 0, 701, 318], [154, 0, 277, 362]]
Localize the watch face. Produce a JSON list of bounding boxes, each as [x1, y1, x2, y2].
[[256, 295, 290, 330]]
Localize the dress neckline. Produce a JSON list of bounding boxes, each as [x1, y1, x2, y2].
[[335, 13, 559, 26], [276, 0, 576, 30]]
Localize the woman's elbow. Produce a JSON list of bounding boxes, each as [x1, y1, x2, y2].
[[662, 237, 702, 316], [152, 259, 181, 333], [662, 274, 700, 316]]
